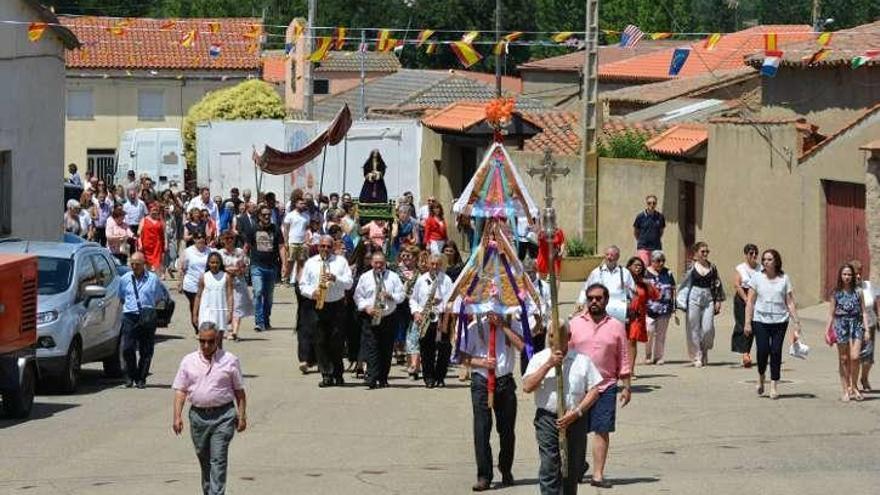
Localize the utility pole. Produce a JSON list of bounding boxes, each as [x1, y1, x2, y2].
[[359, 30, 366, 120], [494, 0, 502, 97], [303, 0, 317, 120], [581, 0, 600, 250], [812, 0, 821, 31]]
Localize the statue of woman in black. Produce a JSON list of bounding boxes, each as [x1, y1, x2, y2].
[[359, 149, 388, 204]]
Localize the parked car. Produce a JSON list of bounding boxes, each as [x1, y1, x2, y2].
[[0, 241, 124, 393], [115, 128, 186, 191]]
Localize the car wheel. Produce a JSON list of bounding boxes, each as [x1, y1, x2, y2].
[[1, 362, 36, 419], [58, 338, 82, 394], [102, 335, 125, 378]]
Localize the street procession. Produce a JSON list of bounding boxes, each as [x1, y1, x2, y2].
[[3, 1, 880, 494]]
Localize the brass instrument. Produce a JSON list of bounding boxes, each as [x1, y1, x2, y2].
[[403, 269, 419, 299], [371, 271, 387, 326], [418, 273, 442, 337], [316, 257, 329, 310]]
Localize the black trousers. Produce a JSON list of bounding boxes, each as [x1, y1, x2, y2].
[[121, 312, 157, 382], [94, 226, 107, 247], [731, 293, 754, 353], [535, 408, 587, 495], [419, 322, 452, 384], [343, 298, 362, 363], [314, 300, 345, 381], [295, 288, 316, 365], [471, 373, 517, 483], [184, 290, 198, 333], [754, 321, 788, 381], [361, 313, 396, 386]]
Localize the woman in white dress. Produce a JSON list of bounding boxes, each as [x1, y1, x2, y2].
[[178, 233, 212, 334], [219, 231, 254, 341], [193, 252, 234, 341]]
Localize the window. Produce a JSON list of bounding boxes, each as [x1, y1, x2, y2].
[[313, 79, 330, 95], [67, 89, 94, 120], [0, 151, 10, 236], [86, 149, 116, 185], [75, 256, 97, 302], [138, 89, 165, 121], [91, 254, 115, 288]]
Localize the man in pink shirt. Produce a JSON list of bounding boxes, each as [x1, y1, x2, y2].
[[568, 283, 632, 489], [173, 322, 247, 495]]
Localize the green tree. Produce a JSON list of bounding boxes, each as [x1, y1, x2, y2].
[[182, 80, 285, 169]]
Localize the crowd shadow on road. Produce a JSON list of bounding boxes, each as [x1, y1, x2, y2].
[[605, 476, 661, 486], [635, 373, 678, 379], [0, 402, 78, 428], [630, 384, 662, 394], [155, 333, 186, 343], [776, 393, 818, 400]]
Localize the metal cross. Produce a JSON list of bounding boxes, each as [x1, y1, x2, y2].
[[527, 148, 570, 209]]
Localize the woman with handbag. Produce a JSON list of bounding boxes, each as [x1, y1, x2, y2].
[[644, 250, 677, 365], [744, 249, 802, 399], [851, 260, 878, 392], [826, 263, 872, 401], [732, 244, 761, 368], [678, 242, 725, 368], [625, 257, 659, 377]]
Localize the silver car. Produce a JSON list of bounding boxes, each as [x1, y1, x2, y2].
[[0, 241, 124, 392]]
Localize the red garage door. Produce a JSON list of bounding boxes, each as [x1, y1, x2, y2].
[[824, 181, 869, 298]]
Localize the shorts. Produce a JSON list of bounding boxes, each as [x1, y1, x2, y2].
[[834, 316, 865, 343], [586, 385, 617, 433], [287, 243, 307, 263]]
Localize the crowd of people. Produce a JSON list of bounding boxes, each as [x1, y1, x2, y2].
[[84, 169, 877, 494]]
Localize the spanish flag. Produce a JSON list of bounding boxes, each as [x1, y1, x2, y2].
[[425, 42, 437, 55], [417, 29, 435, 47], [377, 29, 391, 51], [764, 33, 777, 53], [450, 41, 482, 68], [181, 29, 198, 48], [334, 27, 347, 50], [309, 36, 332, 62], [382, 38, 399, 52], [27, 22, 46, 42], [804, 47, 832, 66], [160, 20, 177, 31], [108, 21, 128, 37], [704, 33, 721, 50], [208, 22, 221, 34], [552, 32, 574, 43], [462, 31, 479, 44], [243, 24, 261, 40], [817, 32, 832, 47], [292, 19, 304, 42], [651, 32, 673, 40]]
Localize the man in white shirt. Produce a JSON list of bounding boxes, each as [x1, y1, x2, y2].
[[282, 198, 311, 284], [300, 236, 354, 387], [409, 253, 454, 388], [575, 245, 634, 324], [462, 312, 525, 491], [188, 187, 219, 226], [123, 186, 148, 236], [519, 257, 552, 374], [523, 339, 603, 495], [354, 252, 405, 389]]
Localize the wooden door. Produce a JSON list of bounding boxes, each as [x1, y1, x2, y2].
[[824, 181, 869, 297], [678, 181, 696, 274]]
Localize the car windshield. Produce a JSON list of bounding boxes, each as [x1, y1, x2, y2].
[[38, 257, 73, 295]]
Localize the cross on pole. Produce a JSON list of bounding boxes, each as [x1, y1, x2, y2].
[[527, 148, 571, 477]]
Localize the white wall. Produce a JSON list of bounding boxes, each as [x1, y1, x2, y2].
[[0, 1, 67, 240], [196, 120, 287, 197]]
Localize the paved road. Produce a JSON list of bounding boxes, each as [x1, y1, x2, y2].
[[2, 282, 879, 494]]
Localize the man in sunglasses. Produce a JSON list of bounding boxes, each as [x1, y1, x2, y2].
[[173, 322, 247, 495], [568, 283, 631, 489], [244, 206, 287, 332]]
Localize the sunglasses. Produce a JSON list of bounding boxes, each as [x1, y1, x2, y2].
[[198, 338, 217, 345]]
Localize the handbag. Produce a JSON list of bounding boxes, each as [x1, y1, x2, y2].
[[788, 339, 810, 359], [676, 270, 692, 311], [132, 273, 158, 328], [824, 322, 837, 346]]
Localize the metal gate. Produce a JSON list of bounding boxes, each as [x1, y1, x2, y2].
[[824, 180, 869, 298], [86, 149, 116, 185]]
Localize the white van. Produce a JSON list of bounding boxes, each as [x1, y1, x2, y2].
[[114, 128, 187, 190]]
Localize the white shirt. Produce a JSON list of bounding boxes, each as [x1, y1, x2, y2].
[[181, 246, 213, 293], [409, 271, 453, 315], [299, 254, 353, 304], [188, 195, 219, 225], [464, 316, 522, 379], [524, 348, 603, 413], [123, 198, 147, 226], [736, 262, 762, 290], [750, 272, 792, 324], [577, 263, 635, 323], [418, 204, 430, 224], [78, 210, 93, 232], [354, 269, 406, 318], [282, 209, 310, 244], [861, 281, 877, 328]]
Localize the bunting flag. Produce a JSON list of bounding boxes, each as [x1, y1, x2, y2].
[[243, 24, 261, 40], [207, 22, 221, 34], [450, 41, 482, 68], [284, 42, 294, 56], [209, 43, 222, 58], [417, 29, 435, 47], [381, 37, 399, 52], [425, 42, 437, 55], [505, 32, 524, 43], [180, 29, 197, 48], [27, 22, 46, 42], [602, 29, 620, 36], [851, 50, 880, 69], [552, 31, 574, 43], [817, 32, 832, 47], [493, 41, 507, 56], [668, 47, 690, 76], [358, 41, 368, 53], [108, 21, 128, 37], [292, 19, 305, 42], [619, 24, 645, 48], [761, 50, 783, 77], [651, 32, 673, 40], [159, 20, 177, 31], [764, 33, 778, 53], [247, 42, 259, 54], [704, 33, 721, 50], [804, 47, 832, 66], [462, 31, 480, 43], [334, 27, 347, 50], [309, 36, 332, 62], [377, 29, 391, 51]]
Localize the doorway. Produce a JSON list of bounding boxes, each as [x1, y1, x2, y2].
[[824, 180, 869, 297], [678, 180, 696, 274]]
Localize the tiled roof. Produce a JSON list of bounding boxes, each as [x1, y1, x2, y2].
[[747, 20, 880, 67], [60, 16, 263, 70], [799, 102, 880, 162], [422, 102, 542, 133], [24, 0, 79, 49], [602, 117, 670, 138], [598, 25, 813, 82], [523, 111, 581, 155], [316, 51, 401, 73], [262, 51, 285, 83], [434, 70, 523, 94], [601, 67, 757, 105], [409, 77, 544, 110], [644, 123, 708, 157], [518, 41, 681, 72]]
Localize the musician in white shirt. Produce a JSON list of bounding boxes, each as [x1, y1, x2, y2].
[[354, 252, 405, 389], [409, 253, 454, 388], [575, 245, 634, 324], [299, 236, 354, 387]]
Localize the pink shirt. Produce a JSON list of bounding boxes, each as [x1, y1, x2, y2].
[[568, 314, 631, 392], [172, 349, 244, 407], [105, 216, 132, 255], [367, 221, 386, 247]]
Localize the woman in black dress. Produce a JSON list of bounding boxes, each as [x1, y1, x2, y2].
[[359, 149, 388, 204]]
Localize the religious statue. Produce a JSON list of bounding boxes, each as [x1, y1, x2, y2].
[[359, 149, 388, 204]]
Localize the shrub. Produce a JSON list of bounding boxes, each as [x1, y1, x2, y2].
[[565, 237, 592, 257], [597, 130, 660, 160]]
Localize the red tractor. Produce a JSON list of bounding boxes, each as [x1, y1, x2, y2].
[[0, 254, 38, 418]]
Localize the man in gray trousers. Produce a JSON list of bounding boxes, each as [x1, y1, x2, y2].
[[173, 322, 247, 494]]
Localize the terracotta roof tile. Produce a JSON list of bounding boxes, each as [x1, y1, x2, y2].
[[601, 67, 757, 105], [599, 25, 813, 82], [644, 123, 708, 157], [518, 41, 681, 72], [523, 111, 582, 155], [602, 118, 670, 138], [422, 102, 541, 133], [262, 52, 286, 83], [60, 16, 262, 70], [747, 20, 880, 67], [799, 102, 880, 161]]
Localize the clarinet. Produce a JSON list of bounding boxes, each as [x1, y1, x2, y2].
[[371, 271, 386, 326]]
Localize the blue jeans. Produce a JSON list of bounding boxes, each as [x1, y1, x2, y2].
[[251, 265, 275, 329]]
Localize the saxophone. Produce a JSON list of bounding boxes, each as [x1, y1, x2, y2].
[[402, 268, 418, 299], [418, 273, 442, 337], [315, 257, 329, 310], [371, 271, 387, 326]]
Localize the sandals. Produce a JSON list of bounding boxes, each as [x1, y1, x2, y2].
[[851, 388, 865, 401]]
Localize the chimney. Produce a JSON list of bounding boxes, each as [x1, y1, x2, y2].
[[285, 17, 307, 112]]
